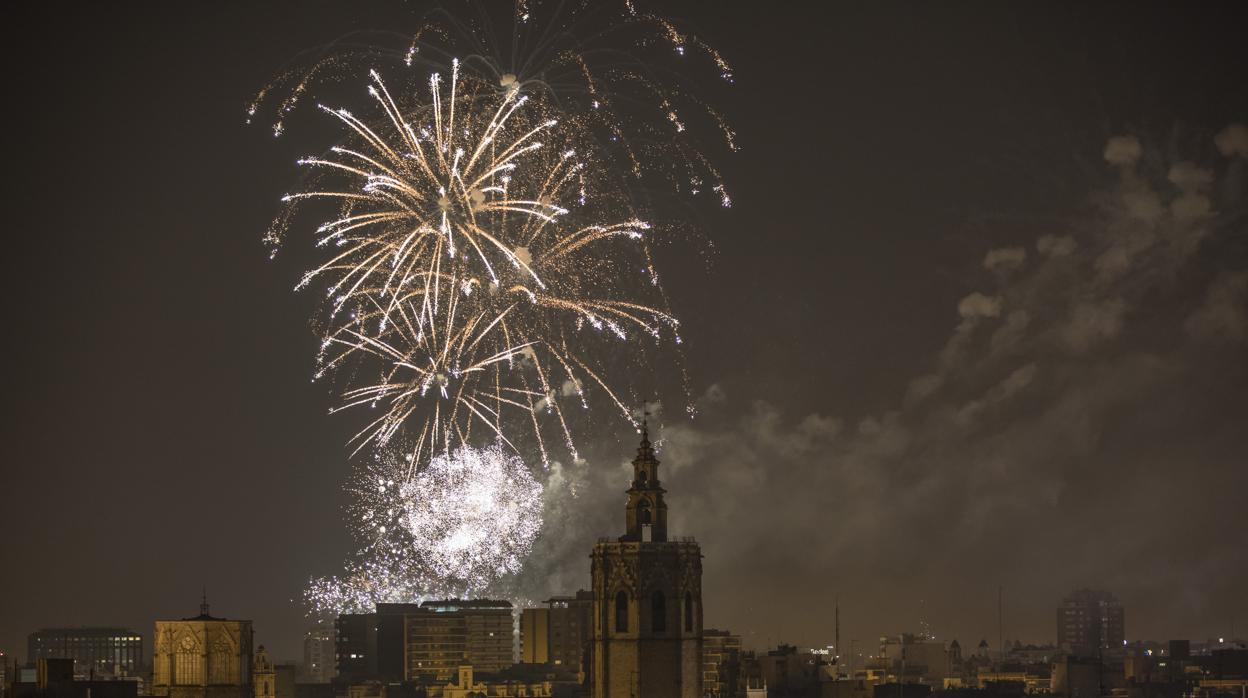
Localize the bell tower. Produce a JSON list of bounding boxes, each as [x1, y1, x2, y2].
[[590, 421, 702, 698], [622, 418, 668, 542]]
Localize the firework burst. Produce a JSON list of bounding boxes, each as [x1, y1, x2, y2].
[[310, 442, 543, 613], [275, 64, 679, 467]]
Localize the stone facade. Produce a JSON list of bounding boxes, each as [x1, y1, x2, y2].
[[152, 601, 252, 698], [590, 423, 702, 698]]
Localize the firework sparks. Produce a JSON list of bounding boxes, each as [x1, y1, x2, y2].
[[256, 0, 735, 613], [252, 0, 736, 209], [308, 443, 543, 614], [275, 66, 678, 467], [402, 443, 543, 582]]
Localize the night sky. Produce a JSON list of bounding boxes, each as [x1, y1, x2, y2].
[[2, 2, 1246, 662]]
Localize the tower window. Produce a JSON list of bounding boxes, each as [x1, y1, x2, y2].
[[685, 592, 694, 632], [638, 499, 652, 525], [614, 591, 629, 633], [652, 591, 666, 633]]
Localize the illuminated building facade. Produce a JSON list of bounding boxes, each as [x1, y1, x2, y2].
[[591, 423, 703, 698], [151, 600, 253, 698], [404, 600, 513, 681]]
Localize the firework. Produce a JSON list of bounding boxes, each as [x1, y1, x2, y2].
[[275, 64, 680, 467], [309, 443, 543, 613], [251, 0, 736, 209], [403, 442, 543, 581], [257, 0, 735, 612]]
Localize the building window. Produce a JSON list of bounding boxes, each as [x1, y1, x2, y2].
[[685, 592, 694, 632], [652, 591, 666, 633], [638, 500, 652, 525], [175, 650, 201, 685], [614, 592, 629, 633]]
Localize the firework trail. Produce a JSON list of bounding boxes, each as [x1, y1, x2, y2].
[[251, 0, 737, 209]]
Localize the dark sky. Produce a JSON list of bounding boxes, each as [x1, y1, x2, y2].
[[2, 1, 1246, 662]]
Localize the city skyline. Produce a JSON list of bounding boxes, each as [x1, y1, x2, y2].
[[2, 0, 1246, 668]]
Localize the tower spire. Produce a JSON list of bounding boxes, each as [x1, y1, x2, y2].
[[622, 402, 667, 542]]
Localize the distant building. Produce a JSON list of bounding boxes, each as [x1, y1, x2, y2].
[[1051, 655, 1101, 697], [519, 593, 592, 673], [701, 630, 741, 698], [519, 609, 549, 665], [754, 645, 823, 695], [333, 614, 377, 683], [374, 604, 421, 683], [432, 665, 556, 698], [1057, 589, 1125, 655], [151, 598, 253, 698], [27, 628, 143, 679], [253, 647, 274, 698], [546, 592, 592, 673], [404, 600, 513, 681], [8, 658, 137, 698], [877, 634, 950, 683], [300, 625, 334, 683], [273, 665, 295, 698]]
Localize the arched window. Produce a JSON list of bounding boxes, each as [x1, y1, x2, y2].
[[638, 499, 652, 525], [684, 591, 695, 632], [614, 591, 629, 633], [651, 591, 667, 633]]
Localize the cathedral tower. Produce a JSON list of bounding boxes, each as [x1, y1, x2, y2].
[[590, 420, 702, 698]]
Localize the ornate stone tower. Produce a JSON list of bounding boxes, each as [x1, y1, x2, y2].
[[590, 421, 702, 698], [252, 646, 274, 698]]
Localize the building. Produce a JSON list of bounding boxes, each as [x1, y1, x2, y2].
[[27, 628, 143, 679], [333, 614, 377, 683], [520, 593, 593, 672], [428, 665, 556, 698], [7, 659, 138, 698], [300, 625, 334, 683], [702, 630, 741, 698], [375, 604, 422, 683], [520, 609, 549, 665], [253, 648, 274, 698], [877, 634, 950, 683], [404, 600, 514, 681], [546, 592, 593, 673], [1057, 590, 1125, 655], [151, 598, 253, 698], [590, 422, 703, 698]]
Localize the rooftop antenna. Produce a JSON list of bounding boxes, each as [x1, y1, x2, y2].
[[200, 587, 210, 617], [998, 586, 1004, 661], [835, 594, 841, 674]]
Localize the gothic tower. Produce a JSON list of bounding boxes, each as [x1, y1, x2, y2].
[[590, 421, 702, 698]]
